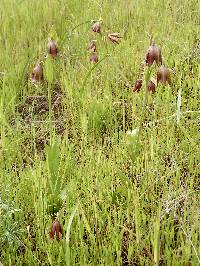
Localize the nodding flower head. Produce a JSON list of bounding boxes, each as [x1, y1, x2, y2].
[[108, 33, 122, 44], [49, 219, 63, 241], [31, 63, 43, 83], [87, 40, 97, 53], [145, 43, 162, 66], [47, 39, 58, 58], [89, 54, 98, 63], [157, 65, 171, 86], [147, 80, 156, 93], [92, 21, 101, 33], [133, 79, 142, 92]]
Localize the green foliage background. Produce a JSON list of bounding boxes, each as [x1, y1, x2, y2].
[[0, 0, 199, 265]]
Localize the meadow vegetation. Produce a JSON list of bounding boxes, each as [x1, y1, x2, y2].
[[0, 0, 199, 265]]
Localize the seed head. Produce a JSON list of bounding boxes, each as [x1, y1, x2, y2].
[[145, 43, 162, 66], [92, 21, 101, 33], [87, 40, 97, 52], [89, 54, 98, 63], [157, 65, 171, 86], [147, 80, 156, 93], [108, 33, 122, 44], [47, 39, 58, 58], [133, 79, 142, 92], [31, 63, 43, 83], [49, 220, 63, 241]]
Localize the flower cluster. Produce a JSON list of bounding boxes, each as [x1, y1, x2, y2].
[[88, 20, 122, 64], [31, 39, 58, 83], [28, 22, 174, 243], [31, 19, 124, 83], [134, 43, 171, 93]]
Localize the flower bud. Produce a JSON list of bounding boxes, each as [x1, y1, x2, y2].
[[49, 220, 63, 240], [147, 80, 156, 93], [89, 54, 98, 63], [145, 43, 162, 66], [47, 39, 58, 58], [108, 33, 122, 44], [157, 65, 171, 86], [92, 21, 101, 33], [87, 40, 97, 52], [133, 79, 142, 92], [31, 63, 43, 83]]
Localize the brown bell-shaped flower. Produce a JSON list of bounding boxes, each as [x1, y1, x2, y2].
[[31, 63, 43, 83], [157, 65, 171, 86], [133, 79, 142, 92], [49, 220, 63, 241], [92, 21, 101, 33], [147, 80, 156, 93], [145, 43, 162, 66], [87, 40, 97, 52], [47, 39, 58, 58], [108, 33, 122, 44], [89, 54, 98, 63]]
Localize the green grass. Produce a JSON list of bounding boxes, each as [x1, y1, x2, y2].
[[0, 0, 200, 265]]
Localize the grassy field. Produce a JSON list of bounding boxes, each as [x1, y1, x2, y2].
[[0, 0, 200, 265]]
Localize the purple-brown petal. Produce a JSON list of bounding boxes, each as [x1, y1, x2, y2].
[[133, 79, 142, 92], [87, 40, 97, 52], [147, 80, 156, 93], [146, 47, 155, 66], [108, 33, 122, 44], [49, 220, 63, 241], [145, 43, 162, 66], [47, 40, 58, 58], [92, 21, 101, 33], [49, 221, 57, 240], [157, 65, 171, 85], [56, 222, 63, 240], [89, 54, 98, 63], [31, 63, 43, 82]]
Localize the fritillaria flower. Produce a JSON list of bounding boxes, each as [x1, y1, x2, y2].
[[157, 65, 171, 86], [87, 40, 97, 52], [147, 80, 156, 93], [31, 63, 43, 83], [108, 33, 122, 44], [89, 54, 98, 63], [49, 220, 63, 241], [47, 39, 58, 58], [92, 21, 101, 33], [133, 79, 142, 92], [145, 43, 162, 66]]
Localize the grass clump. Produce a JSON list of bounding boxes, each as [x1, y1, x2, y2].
[[0, 0, 199, 265]]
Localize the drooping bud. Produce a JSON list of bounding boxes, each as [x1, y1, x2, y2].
[[147, 80, 156, 93], [87, 40, 97, 52], [92, 21, 101, 33], [49, 220, 63, 241], [108, 33, 122, 44], [133, 79, 142, 92], [89, 54, 98, 63], [47, 39, 58, 58], [31, 63, 43, 83], [145, 43, 162, 66], [157, 65, 171, 86]]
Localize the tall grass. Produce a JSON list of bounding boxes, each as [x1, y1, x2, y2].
[[0, 0, 199, 265]]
